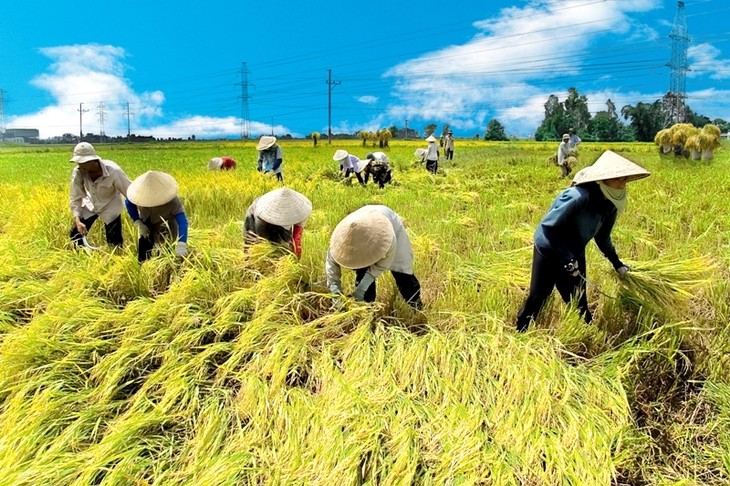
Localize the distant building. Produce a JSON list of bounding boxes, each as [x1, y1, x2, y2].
[[3, 128, 39, 142]]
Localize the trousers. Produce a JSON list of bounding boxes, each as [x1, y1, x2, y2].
[[70, 214, 123, 247], [355, 268, 423, 309]]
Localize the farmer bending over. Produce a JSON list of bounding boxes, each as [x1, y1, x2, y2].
[[326, 205, 423, 309], [256, 136, 283, 182], [363, 152, 392, 189], [333, 149, 366, 185]]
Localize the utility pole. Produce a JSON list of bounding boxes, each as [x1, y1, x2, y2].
[[239, 62, 252, 140], [666, 1, 690, 124], [97, 102, 106, 142], [78, 103, 89, 141], [271, 116, 274, 136], [124, 102, 133, 138], [326, 69, 341, 144], [404, 119, 409, 140]]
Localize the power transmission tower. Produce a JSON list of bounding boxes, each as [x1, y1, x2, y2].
[[0, 89, 5, 138], [666, 1, 690, 124], [124, 102, 134, 138], [97, 102, 106, 142], [326, 69, 341, 144], [239, 62, 252, 140], [78, 103, 89, 141]]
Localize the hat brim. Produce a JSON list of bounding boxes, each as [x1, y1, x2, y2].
[[330, 210, 395, 269], [70, 155, 100, 164], [127, 171, 179, 207], [255, 188, 312, 226], [256, 137, 277, 150], [572, 151, 651, 185]]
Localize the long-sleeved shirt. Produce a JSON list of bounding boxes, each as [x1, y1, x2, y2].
[[425, 142, 439, 161], [533, 182, 623, 269], [444, 135, 455, 151], [126, 196, 188, 243], [557, 141, 571, 166], [326, 205, 414, 292], [69, 159, 132, 224], [257, 145, 283, 174], [340, 154, 362, 172], [568, 134, 582, 149]]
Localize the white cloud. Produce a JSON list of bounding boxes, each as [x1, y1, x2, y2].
[[689, 43, 730, 80], [382, 0, 667, 136], [8, 43, 292, 139], [357, 95, 378, 104]]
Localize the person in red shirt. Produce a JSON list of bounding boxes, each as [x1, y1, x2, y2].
[[243, 188, 312, 258]]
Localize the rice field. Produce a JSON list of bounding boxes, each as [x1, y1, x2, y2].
[[0, 139, 729, 484]]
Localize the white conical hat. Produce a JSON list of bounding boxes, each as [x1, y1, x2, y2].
[[333, 150, 349, 161], [414, 148, 427, 157], [330, 209, 395, 269], [255, 187, 312, 226], [257, 136, 277, 151], [572, 151, 651, 186], [425, 135, 438, 142], [127, 171, 179, 207], [208, 157, 223, 170]]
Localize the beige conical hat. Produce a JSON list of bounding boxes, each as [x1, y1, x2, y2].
[[425, 135, 438, 142], [254, 187, 312, 226], [572, 151, 651, 186], [333, 150, 349, 161], [414, 148, 427, 157], [257, 136, 277, 151], [127, 171, 178, 207], [330, 209, 395, 269], [208, 157, 223, 170]]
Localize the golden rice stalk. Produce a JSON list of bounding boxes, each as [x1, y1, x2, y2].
[[617, 255, 717, 320]]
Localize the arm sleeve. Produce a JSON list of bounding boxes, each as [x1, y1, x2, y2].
[[272, 158, 283, 171], [125, 199, 140, 221], [174, 212, 188, 243], [292, 224, 303, 258], [115, 170, 132, 197], [256, 153, 263, 171], [69, 170, 85, 218], [325, 250, 343, 293], [368, 241, 396, 280], [593, 211, 623, 269]]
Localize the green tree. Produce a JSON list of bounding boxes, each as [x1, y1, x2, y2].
[[424, 124, 437, 136], [621, 101, 665, 142], [388, 125, 399, 138], [484, 119, 508, 141]]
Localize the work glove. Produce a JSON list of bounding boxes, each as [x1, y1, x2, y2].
[[134, 220, 150, 239], [175, 242, 188, 258], [328, 284, 343, 295], [563, 259, 581, 277], [616, 265, 630, 278]]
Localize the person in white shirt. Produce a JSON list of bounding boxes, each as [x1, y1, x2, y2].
[[68, 142, 132, 248], [557, 133, 572, 178], [332, 150, 366, 185], [443, 131, 455, 160], [424, 134, 440, 174], [326, 205, 423, 309]]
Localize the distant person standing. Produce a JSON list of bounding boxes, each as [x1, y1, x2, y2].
[[557, 133, 572, 178], [68, 142, 132, 249], [568, 128, 582, 149], [443, 131, 455, 160], [256, 136, 283, 182], [125, 171, 189, 262], [424, 134, 440, 174]]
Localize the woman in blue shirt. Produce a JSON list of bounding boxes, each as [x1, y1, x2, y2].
[[515, 151, 650, 332]]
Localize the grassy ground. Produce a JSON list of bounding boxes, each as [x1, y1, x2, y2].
[[0, 139, 729, 484]]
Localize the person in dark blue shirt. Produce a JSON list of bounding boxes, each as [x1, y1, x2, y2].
[[515, 151, 651, 332]]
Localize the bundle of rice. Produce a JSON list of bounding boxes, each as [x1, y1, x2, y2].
[[565, 155, 578, 169], [684, 135, 702, 160], [654, 129, 673, 154], [699, 125, 721, 160], [669, 124, 697, 155], [547, 154, 558, 166], [617, 255, 716, 321]]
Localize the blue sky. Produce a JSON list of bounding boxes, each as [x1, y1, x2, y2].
[[2, 0, 730, 139]]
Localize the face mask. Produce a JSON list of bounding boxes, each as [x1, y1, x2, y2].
[[598, 181, 627, 214]]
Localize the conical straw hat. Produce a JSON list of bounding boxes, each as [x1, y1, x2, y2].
[[127, 171, 179, 207], [425, 135, 437, 142], [255, 187, 312, 226], [330, 209, 395, 269], [333, 150, 349, 161], [572, 150, 651, 186], [414, 148, 427, 157], [257, 136, 277, 151], [208, 157, 223, 170]]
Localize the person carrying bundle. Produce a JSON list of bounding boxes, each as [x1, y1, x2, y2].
[[424, 134, 440, 174], [557, 133, 573, 178], [326, 205, 423, 309], [68, 142, 133, 249], [243, 187, 312, 259], [363, 152, 392, 189], [515, 151, 651, 332], [332, 149, 366, 185], [125, 171, 189, 262]]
